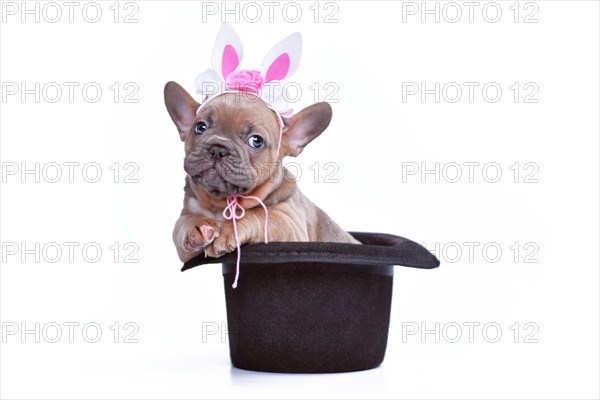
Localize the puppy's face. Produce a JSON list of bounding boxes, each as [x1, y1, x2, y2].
[[185, 93, 280, 198], [165, 81, 333, 199]]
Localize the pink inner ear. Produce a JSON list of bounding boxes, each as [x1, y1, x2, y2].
[[265, 53, 290, 82], [222, 45, 240, 78]]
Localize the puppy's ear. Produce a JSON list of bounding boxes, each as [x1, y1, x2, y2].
[[164, 81, 200, 141], [282, 102, 332, 157]]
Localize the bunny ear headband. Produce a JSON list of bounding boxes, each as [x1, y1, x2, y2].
[[195, 23, 301, 119]]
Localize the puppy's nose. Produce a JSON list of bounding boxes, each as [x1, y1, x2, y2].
[[209, 144, 230, 161]]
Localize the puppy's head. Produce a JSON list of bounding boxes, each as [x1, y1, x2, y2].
[[164, 81, 332, 199]]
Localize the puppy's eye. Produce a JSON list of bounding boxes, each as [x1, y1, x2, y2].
[[247, 135, 264, 149], [194, 121, 208, 135]]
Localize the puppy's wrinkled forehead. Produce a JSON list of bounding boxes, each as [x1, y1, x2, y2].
[[196, 93, 279, 134]]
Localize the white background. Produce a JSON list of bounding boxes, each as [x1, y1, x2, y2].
[[1, 1, 599, 399]]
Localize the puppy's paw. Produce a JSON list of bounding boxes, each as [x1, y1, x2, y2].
[[181, 218, 221, 253], [204, 224, 238, 258]]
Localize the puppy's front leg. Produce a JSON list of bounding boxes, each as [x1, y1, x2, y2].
[[204, 209, 307, 258], [173, 213, 221, 262]]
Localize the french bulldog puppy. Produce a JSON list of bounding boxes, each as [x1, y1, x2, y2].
[[165, 81, 358, 262]]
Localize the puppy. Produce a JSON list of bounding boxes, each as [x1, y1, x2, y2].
[[164, 82, 358, 262]]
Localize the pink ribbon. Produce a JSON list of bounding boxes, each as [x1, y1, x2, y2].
[[223, 195, 269, 288]]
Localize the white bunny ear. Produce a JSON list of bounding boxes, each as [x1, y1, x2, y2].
[[211, 23, 244, 79], [261, 32, 302, 83]]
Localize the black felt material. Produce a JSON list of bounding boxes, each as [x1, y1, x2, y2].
[[223, 262, 393, 373], [181, 232, 439, 373]]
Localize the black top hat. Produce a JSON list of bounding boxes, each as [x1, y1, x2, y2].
[[182, 232, 439, 373]]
